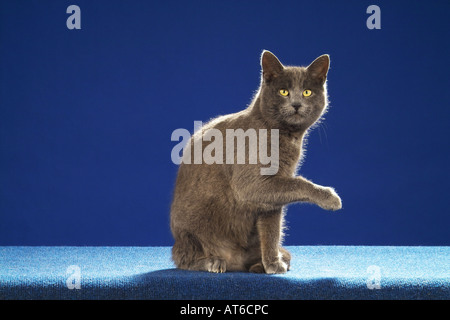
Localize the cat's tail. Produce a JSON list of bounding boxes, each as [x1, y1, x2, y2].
[[172, 231, 205, 270]]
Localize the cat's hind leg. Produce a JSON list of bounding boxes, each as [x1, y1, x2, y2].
[[172, 231, 205, 270], [204, 257, 227, 273], [172, 231, 228, 272], [248, 262, 265, 273]]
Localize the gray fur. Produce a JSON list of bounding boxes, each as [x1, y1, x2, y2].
[[170, 51, 342, 274]]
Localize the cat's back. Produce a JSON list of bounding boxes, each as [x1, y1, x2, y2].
[[172, 110, 250, 192], [170, 110, 254, 228]]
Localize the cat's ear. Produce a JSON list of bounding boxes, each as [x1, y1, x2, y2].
[[307, 54, 330, 84], [261, 50, 284, 82]]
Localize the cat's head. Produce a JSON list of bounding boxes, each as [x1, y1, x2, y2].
[[259, 50, 330, 132]]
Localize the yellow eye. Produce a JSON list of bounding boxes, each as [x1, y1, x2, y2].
[[303, 89, 312, 97], [279, 89, 289, 96]]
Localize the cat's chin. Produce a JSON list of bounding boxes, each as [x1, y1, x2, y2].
[[286, 113, 306, 124], [281, 117, 308, 132], [291, 113, 304, 120]]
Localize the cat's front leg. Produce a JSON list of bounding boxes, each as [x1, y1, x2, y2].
[[256, 210, 288, 274], [310, 185, 342, 211]]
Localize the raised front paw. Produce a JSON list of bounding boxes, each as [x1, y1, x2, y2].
[[263, 259, 288, 274], [317, 187, 342, 211]]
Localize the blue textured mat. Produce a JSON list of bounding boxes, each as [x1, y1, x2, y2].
[[0, 246, 448, 299]]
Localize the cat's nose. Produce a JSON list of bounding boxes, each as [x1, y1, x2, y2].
[[291, 103, 302, 111]]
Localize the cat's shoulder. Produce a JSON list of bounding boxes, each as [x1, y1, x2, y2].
[[202, 109, 252, 131]]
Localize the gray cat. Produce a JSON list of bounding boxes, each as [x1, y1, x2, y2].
[[170, 51, 342, 274]]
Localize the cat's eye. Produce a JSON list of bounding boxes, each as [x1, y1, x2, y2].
[[302, 89, 312, 97], [279, 89, 289, 96]]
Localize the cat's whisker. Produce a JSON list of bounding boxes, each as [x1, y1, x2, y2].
[[319, 121, 329, 146]]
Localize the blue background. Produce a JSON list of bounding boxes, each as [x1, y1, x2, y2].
[[1, 0, 449, 246]]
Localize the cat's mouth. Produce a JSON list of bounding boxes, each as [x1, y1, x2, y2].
[[283, 113, 304, 125], [292, 110, 308, 118], [285, 110, 310, 125], [280, 106, 310, 123]]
